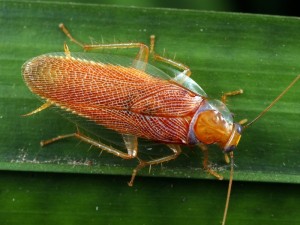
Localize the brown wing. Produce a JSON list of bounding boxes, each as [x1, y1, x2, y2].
[[23, 55, 203, 116], [22, 54, 204, 143]]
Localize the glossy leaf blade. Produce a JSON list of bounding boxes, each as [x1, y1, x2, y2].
[[0, 1, 300, 184]]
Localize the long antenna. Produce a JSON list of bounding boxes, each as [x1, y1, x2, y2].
[[221, 75, 299, 225], [244, 75, 300, 129], [222, 152, 234, 225]]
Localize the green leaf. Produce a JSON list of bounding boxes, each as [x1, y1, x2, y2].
[[1, 1, 300, 225], [1, 0, 299, 182], [1, 171, 299, 225]]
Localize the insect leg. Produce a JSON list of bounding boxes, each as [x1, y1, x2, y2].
[[221, 89, 243, 104], [128, 144, 182, 186], [41, 130, 137, 159], [222, 90, 248, 126], [198, 143, 224, 180], [22, 101, 53, 116], [59, 23, 149, 69], [149, 35, 191, 77]]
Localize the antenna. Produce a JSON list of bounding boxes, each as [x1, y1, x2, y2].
[[244, 75, 300, 129], [222, 75, 299, 225], [222, 152, 234, 225]]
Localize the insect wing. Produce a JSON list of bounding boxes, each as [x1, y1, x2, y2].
[[173, 73, 207, 97], [62, 52, 206, 96], [68, 52, 172, 80], [22, 52, 204, 153]]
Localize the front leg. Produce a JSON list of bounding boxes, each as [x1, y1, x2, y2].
[[221, 89, 243, 104], [198, 143, 224, 180]]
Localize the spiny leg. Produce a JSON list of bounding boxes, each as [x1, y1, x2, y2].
[[238, 118, 248, 125], [22, 101, 53, 117], [221, 89, 248, 126], [149, 35, 191, 77], [41, 129, 137, 160], [221, 89, 243, 104], [59, 23, 149, 69], [63, 42, 71, 58], [128, 144, 182, 186], [198, 143, 223, 180]]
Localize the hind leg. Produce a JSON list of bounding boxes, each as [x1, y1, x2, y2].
[[128, 144, 182, 186], [41, 129, 138, 160]]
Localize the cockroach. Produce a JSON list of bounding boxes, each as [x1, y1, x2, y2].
[[22, 24, 299, 225]]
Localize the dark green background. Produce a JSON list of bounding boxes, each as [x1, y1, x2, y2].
[[0, 1, 299, 225]]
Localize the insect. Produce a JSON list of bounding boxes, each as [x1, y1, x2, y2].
[[22, 24, 299, 225]]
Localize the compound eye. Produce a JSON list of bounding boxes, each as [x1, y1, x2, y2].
[[236, 123, 243, 134], [224, 145, 236, 153]]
